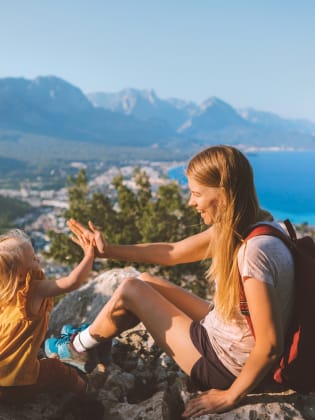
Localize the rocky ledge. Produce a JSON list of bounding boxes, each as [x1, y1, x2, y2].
[[1, 267, 315, 419]]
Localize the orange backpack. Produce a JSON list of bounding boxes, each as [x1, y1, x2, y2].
[[240, 220, 315, 393]]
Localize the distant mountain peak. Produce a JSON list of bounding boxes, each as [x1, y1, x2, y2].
[[239, 107, 315, 135], [142, 89, 158, 105], [200, 96, 231, 112], [31, 75, 75, 89], [121, 88, 158, 107], [87, 88, 193, 129]]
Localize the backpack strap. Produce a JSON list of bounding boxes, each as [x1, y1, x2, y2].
[[240, 220, 296, 337], [245, 221, 296, 248], [283, 219, 297, 242]]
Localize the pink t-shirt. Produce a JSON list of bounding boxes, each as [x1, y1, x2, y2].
[[201, 223, 295, 376]]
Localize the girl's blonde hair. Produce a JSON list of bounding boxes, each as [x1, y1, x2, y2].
[[0, 229, 31, 303], [187, 145, 272, 320]]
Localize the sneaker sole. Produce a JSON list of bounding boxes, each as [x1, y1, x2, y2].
[[44, 340, 92, 373], [60, 357, 94, 374]]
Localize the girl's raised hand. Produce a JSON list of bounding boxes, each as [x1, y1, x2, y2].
[[69, 225, 95, 259]]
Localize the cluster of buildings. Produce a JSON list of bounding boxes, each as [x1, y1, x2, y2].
[[1, 161, 182, 268]]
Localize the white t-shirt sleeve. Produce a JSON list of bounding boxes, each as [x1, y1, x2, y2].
[[238, 235, 292, 287]]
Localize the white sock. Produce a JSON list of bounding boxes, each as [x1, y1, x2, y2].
[[73, 327, 99, 353]]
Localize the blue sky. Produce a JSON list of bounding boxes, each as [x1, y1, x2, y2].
[[1, 1, 314, 121]]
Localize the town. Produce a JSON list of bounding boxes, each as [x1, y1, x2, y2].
[[0, 159, 185, 275]]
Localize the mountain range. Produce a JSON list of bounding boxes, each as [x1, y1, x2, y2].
[[0, 76, 314, 165], [88, 88, 315, 148]]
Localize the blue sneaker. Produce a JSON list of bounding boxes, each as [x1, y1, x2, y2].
[[44, 335, 63, 358], [44, 335, 94, 373], [44, 324, 91, 357], [60, 323, 90, 336]]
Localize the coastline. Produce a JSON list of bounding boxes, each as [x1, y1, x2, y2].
[[167, 152, 315, 228]]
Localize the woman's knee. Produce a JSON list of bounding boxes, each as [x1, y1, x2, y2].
[[101, 277, 144, 315], [120, 276, 167, 313], [118, 276, 145, 303], [137, 272, 171, 289], [115, 275, 161, 313], [137, 271, 152, 281]]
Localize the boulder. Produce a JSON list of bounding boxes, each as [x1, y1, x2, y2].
[[1, 267, 315, 419]]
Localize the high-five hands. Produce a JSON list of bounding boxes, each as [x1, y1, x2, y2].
[[67, 218, 108, 258]]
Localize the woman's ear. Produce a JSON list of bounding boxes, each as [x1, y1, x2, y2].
[[219, 188, 228, 210]]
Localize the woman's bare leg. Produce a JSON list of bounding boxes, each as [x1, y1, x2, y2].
[[138, 272, 210, 321], [89, 276, 203, 375]]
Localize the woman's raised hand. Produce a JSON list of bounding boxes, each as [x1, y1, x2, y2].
[[67, 218, 108, 257]]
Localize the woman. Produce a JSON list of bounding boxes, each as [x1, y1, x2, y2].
[[46, 145, 294, 416]]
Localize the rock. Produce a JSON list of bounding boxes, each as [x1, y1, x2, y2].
[[1, 267, 315, 419], [107, 390, 172, 420], [47, 267, 141, 336]]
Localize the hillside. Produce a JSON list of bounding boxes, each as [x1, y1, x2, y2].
[[0, 195, 32, 230], [0, 76, 176, 147]]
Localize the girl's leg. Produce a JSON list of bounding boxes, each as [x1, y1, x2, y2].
[[0, 359, 85, 403], [89, 277, 204, 375], [36, 358, 86, 394], [138, 272, 210, 321]]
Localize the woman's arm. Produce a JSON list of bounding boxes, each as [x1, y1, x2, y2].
[[68, 218, 214, 265], [227, 277, 283, 401], [105, 229, 214, 265], [183, 278, 283, 416]]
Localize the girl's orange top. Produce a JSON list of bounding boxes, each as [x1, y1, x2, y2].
[[0, 272, 53, 386]]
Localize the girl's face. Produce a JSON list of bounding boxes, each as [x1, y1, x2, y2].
[[22, 242, 42, 274], [187, 176, 225, 225]]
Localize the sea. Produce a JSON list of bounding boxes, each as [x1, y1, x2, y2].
[[167, 150, 315, 227]]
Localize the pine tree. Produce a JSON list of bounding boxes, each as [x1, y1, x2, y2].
[[46, 168, 210, 297]]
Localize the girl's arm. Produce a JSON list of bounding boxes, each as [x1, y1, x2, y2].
[[33, 234, 95, 299], [183, 278, 283, 416], [67, 218, 214, 265]]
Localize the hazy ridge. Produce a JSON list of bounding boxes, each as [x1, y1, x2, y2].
[[0, 76, 314, 170]]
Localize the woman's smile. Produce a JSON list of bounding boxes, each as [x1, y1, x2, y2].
[[187, 176, 223, 225]]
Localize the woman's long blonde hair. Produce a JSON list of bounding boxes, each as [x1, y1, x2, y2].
[[0, 229, 31, 303], [187, 145, 272, 320]]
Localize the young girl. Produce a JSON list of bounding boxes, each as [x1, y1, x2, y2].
[[47, 145, 295, 416], [0, 228, 94, 402]]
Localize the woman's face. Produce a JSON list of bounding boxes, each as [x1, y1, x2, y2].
[[187, 176, 224, 225]]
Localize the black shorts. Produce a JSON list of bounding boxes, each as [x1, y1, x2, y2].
[[190, 320, 236, 391]]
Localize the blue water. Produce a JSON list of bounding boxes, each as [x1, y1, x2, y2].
[[168, 150, 315, 226]]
